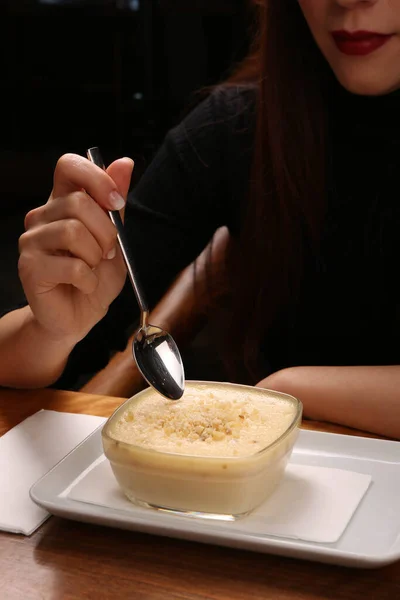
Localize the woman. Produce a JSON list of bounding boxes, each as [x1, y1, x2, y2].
[[1, 0, 399, 438]]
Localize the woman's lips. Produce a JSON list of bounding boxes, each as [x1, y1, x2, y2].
[[331, 30, 393, 56]]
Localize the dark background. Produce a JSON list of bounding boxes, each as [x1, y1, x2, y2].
[[0, 0, 252, 378], [0, 0, 252, 312]]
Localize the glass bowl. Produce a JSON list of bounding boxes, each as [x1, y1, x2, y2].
[[101, 381, 302, 520]]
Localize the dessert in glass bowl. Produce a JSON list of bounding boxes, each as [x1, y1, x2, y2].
[[102, 381, 302, 520]]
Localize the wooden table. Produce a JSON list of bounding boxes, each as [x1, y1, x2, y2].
[[0, 388, 399, 600]]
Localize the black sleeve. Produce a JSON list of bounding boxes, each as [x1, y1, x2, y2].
[[10, 86, 256, 390], [122, 87, 249, 309]]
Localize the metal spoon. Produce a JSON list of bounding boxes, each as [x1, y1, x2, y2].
[[87, 147, 185, 400]]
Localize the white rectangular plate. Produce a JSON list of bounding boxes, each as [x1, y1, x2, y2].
[[30, 427, 400, 569]]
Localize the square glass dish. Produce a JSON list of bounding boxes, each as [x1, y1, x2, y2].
[[101, 381, 302, 520]]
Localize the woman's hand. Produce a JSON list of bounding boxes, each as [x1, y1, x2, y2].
[[18, 153, 134, 345]]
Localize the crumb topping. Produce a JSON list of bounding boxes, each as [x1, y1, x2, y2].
[[111, 387, 296, 457]]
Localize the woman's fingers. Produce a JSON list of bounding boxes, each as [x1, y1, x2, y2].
[[24, 155, 135, 257], [19, 219, 105, 269], [19, 152, 135, 298], [52, 154, 126, 211], [106, 157, 134, 201], [18, 252, 99, 295], [24, 190, 118, 260]]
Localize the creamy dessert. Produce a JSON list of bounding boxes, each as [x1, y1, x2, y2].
[[111, 386, 296, 457], [102, 382, 302, 519]]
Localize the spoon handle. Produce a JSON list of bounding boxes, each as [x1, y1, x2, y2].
[[87, 147, 149, 325]]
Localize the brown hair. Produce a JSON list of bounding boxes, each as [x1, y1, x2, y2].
[[220, 0, 333, 382]]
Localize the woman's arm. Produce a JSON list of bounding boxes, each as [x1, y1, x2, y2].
[[0, 306, 77, 388], [257, 365, 400, 439]]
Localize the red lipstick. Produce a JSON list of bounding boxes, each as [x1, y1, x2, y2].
[[331, 30, 393, 56]]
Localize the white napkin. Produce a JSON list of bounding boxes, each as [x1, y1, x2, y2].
[[0, 410, 106, 535], [248, 464, 371, 542], [67, 457, 371, 544]]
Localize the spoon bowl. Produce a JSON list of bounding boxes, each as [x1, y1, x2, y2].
[[133, 324, 185, 400]]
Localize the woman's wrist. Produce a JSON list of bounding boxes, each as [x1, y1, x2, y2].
[[22, 306, 79, 352]]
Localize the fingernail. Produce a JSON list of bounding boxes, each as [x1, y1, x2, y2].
[[123, 157, 135, 168], [106, 247, 116, 260], [109, 191, 125, 210]]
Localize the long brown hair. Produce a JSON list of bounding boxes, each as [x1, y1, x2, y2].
[[220, 0, 333, 382]]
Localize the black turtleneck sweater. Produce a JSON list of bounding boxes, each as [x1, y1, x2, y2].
[[30, 83, 400, 387], [270, 83, 400, 370], [299, 85, 400, 364]]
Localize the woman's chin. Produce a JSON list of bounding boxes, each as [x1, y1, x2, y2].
[[334, 69, 400, 97]]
